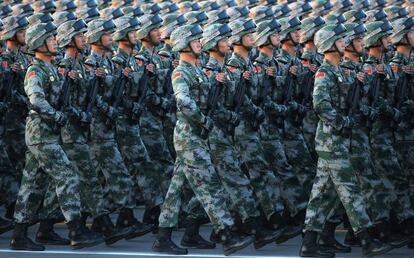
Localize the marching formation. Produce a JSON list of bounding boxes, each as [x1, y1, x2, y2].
[[0, 0, 413, 258]]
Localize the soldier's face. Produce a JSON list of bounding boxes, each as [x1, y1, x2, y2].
[[270, 33, 280, 47], [407, 31, 414, 47], [16, 30, 26, 46], [381, 35, 392, 49], [74, 33, 86, 50], [45, 36, 58, 54], [189, 39, 202, 55], [352, 37, 365, 54], [241, 33, 254, 48], [101, 33, 113, 48], [217, 37, 231, 54], [149, 28, 162, 45], [335, 37, 345, 53], [127, 31, 138, 45], [289, 30, 300, 44]]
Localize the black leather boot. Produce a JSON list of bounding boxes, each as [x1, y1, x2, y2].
[[218, 227, 254, 256], [210, 228, 221, 243], [0, 216, 14, 234], [181, 219, 215, 249], [67, 219, 104, 249], [372, 221, 409, 249], [357, 229, 392, 258], [299, 231, 335, 257], [344, 230, 361, 246], [152, 227, 188, 254], [92, 214, 133, 245], [318, 222, 351, 253], [244, 217, 283, 249], [116, 208, 155, 239], [36, 219, 70, 245], [271, 212, 302, 244], [10, 223, 45, 251], [143, 206, 160, 230]]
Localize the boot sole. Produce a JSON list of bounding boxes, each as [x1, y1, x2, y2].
[[364, 245, 393, 258], [125, 226, 155, 240], [299, 251, 335, 258], [390, 239, 410, 249], [255, 230, 285, 249], [180, 241, 216, 249], [223, 236, 254, 256], [276, 229, 302, 244], [35, 239, 70, 246], [9, 245, 45, 251], [105, 233, 130, 246], [71, 239, 104, 250], [152, 246, 188, 255]]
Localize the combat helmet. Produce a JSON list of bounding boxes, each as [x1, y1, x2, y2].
[[171, 23, 203, 52], [137, 14, 163, 40], [207, 9, 230, 25], [218, 0, 238, 8], [311, 0, 333, 16], [201, 23, 232, 51], [364, 20, 393, 48], [85, 18, 116, 44], [0, 4, 12, 19], [12, 3, 34, 17], [332, 0, 353, 14], [343, 10, 367, 24], [160, 13, 187, 39], [272, 4, 291, 19], [228, 6, 250, 22], [178, 2, 200, 14], [354, 0, 370, 10], [370, 0, 386, 10], [228, 18, 256, 44], [25, 21, 57, 51], [250, 6, 274, 23], [55, 0, 77, 12], [100, 7, 124, 20], [199, 1, 221, 12], [185, 11, 208, 26], [279, 16, 301, 42], [314, 23, 347, 53], [141, 3, 161, 15], [325, 14, 346, 25], [1, 16, 29, 41], [159, 2, 179, 15], [366, 9, 388, 23], [113, 16, 141, 42], [391, 17, 414, 45], [53, 11, 77, 27], [289, 1, 312, 18], [122, 6, 144, 18], [57, 19, 88, 48], [384, 6, 409, 22], [33, 1, 56, 14], [300, 16, 325, 44], [254, 18, 281, 47], [28, 13, 54, 26], [344, 22, 367, 47]]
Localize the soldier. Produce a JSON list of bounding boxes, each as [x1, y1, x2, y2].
[[253, 18, 308, 233], [388, 16, 414, 237], [202, 22, 281, 249], [276, 17, 316, 199], [136, 14, 175, 216], [153, 24, 254, 256], [84, 18, 149, 240], [10, 21, 102, 251], [363, 20, 414, 238], [299, 23, 391, 258], [111, 15, 159, 236]]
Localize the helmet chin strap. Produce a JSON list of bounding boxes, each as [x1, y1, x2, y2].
[[213, 44, 226, 57]]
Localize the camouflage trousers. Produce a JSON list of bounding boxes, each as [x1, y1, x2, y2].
[[304, 151, 372, 233], [234, 120, 284, 220], [370, 128, 414, 222], [158, 130, 234, 230], [14, 143, 81, 223], [395, 139, 414, 200], [283, 121, 317, 197], [140, 111, 174, 194], [0, 138, 19, 206], [163, 112, 177, 160], [116, 117, 163, 209], [302, 109, 319, 162], [260, 123, 308, 217], [4, 129, 26, 176], [209, 126, 259, 222], [350, 128, 391, 223], [90, 138, 132, 212]]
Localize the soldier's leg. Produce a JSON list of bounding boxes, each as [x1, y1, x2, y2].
[[163, 112, 177, 160], [4, 129, 26, 176]]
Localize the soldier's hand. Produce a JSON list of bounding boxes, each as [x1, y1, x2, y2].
[[356, 72, 365, 83], [402, 65, 413, 75], [68, 70, 78, 80], [11, 62, 21, 72], [375, 64, 385, 74], [243, 71, 251, 80], [122, 67, 132, 77], [308, 64, 318, 73], [289, 65, 298, 75], [266, 67, 276, 76], [95, 67, 106, 77], [369, 107, 379, 121], [287, 101, 299, 112], [215, 72, 226, 83], [65, 106, 81, 120], [54, 111, 68, 126], [172, 59, 179, 68], [146, 63, 155, 73]]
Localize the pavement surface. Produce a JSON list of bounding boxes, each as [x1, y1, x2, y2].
[[0, 221, 412, 258]]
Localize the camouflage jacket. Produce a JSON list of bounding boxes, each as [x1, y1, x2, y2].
[[58, 54, 90, 144], [313, 59, 351, 155], [25, 57, 64, 145]]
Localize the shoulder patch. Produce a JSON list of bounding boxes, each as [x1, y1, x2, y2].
[[136, 59, 143, 65], [301, 60, 309, 65], [2, 60, 8, 68], [345, 69, 351, 75], [58, 67, 65, 75], [365, 68, 373, 75], [204, 70, 212, 77], [85, 64, 91, 70], [27, 71, 36, 79], [315, 71, 325, 78], [227, 66, 238, 72], [173, 72, 182, 79], [254, 66, 262, 73], [391, 65, 398, 72]]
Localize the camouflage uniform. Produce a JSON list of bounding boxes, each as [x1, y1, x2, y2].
[[304, 24, 372, 234], [158, 24, 235, 231]]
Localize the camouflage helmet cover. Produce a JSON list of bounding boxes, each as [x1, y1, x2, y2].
[[314, 23, 347, 53], [57, 18, 87, 48], [343, 9, 367, 23], [391, 17, 414, 44], [300, 16, 325, 43], [1, 15, 29, 41], [137, 14, 163, 40], [201, 22, 232, 51], [113, 16, 141, 41], [364, 20, 393, 48], [53, 11, 77, 28], [26, 21, 57, 51], [254, 18, 281, 47], [28, 13, 54, 26], [85, 18, 116, 44], [228, 18, 256, 44], [344, 22, 367, 46], [279, 16, 301, 41], [171, 24, 203, 52], [160, 13, 187, 39]]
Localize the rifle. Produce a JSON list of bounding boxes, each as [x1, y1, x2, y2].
[[2, 47, 21, 107], [283, 59, 296, 106], [159, 51, 176, 114], [346, 68, 362, 151], [366, 50, 384, 129], [53, 53, 77, 132], [294, 57, 316, 124], [252, 61, 272, 130], [227, 65, 247, 137], [105, 49, 133, 127], [200, 66, 223, 139]]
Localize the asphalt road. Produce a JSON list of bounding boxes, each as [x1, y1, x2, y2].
[[0, 222, 412, 258]]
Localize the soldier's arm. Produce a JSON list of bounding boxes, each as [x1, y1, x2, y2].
[[24, 67, 56, 121]]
